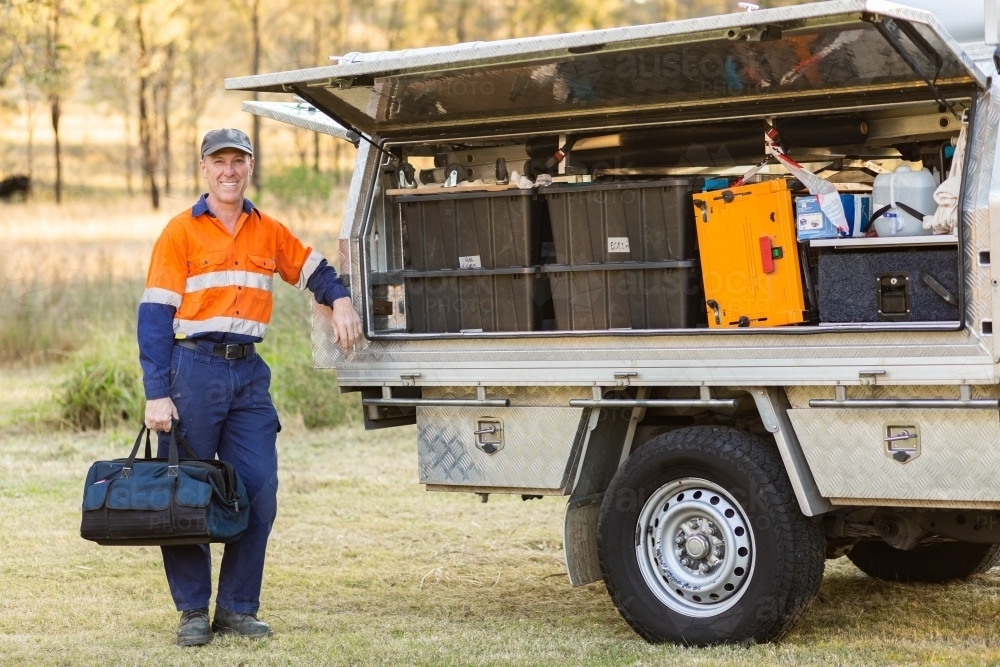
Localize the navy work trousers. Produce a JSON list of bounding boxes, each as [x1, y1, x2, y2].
[[156, 341, 280, 615]]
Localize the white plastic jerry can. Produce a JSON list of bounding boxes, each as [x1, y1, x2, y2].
[[872, 164, 938, 237]]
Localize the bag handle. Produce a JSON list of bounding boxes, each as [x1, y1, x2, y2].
[[121, 423, 199, 478], [170, 418, 199, 459], [121, 426, 152, 478]]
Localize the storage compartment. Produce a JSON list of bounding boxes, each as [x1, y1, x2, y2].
[[400, 189, 547, 271], [818, 247, 960, 323], [692, 179, 807, 328], [404, 269, 547, 333], [542, 179, 701, 265], [546, 263, 702, 330], [397, 187, 552, 334]]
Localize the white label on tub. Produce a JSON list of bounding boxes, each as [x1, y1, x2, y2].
[[459, 255, 482, 269], [608, 237, 631, 253]]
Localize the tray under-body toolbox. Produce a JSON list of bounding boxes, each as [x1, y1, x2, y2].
[[692, 179, 807, 328], [817, 247, 960, 322], [398, 188, 550, 333], [541, 178, 703, 330]]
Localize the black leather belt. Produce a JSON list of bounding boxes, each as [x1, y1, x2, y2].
[[175, 339, 252, 360]]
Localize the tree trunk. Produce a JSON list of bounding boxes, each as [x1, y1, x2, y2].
[[188, 16, 202, 195], [51, 96, 61, 203], [136, 9, 159, 210], [313, 133, 320, 173], [455, 0, 471, 43], [161, 43, 174, 196], [312, 12, 321, 173], [250, 0, 261, 193], [125, 100, 133, 196], [48, 0, 62, 204]]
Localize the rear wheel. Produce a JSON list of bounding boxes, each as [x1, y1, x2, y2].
[[847, 541, 1000, 583], [598, 426, 825, 645]]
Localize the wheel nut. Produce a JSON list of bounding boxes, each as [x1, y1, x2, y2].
[[698, 563, 709, 574], [706, 525, 715, 535], [681, 558, 690, 567], [689, 520, 699, 529], [675, 536, 685, 545]]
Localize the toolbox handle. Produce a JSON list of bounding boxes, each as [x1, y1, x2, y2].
[[759, 237, 775, 273]]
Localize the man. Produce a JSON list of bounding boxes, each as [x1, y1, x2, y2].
[[138, 128, 361, 646]]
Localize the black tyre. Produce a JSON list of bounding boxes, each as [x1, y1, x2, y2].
[[847, 541, 1000, 583], [597, 426, 825, 645]]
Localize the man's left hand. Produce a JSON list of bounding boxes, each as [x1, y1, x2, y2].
[[331, 297, 363, 353]]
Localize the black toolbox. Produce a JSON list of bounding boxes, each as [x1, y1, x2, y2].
[[817, 247, 960, 323], [540, 178, 704, 330], [398, 189, 550, 333]]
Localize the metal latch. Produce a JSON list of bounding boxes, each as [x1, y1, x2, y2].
[[877, 273, 911, 320], [400, 373, 421, 386], [474, 418, 504, 454], [614, 371, 637, 388], [859, 370, 886, 386], [885, 425, 920, 463]]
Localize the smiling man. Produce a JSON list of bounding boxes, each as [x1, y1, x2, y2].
[[138, 128, 362, 646]]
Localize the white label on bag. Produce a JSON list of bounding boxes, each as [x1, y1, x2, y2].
[[459, 255, 482, 269], [608, 237, 631, 253]]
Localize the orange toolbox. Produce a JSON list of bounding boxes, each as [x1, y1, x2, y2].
[[692, 179, 806, 328]]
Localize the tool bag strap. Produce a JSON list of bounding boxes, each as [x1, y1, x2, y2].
[[121, 424, 199, 478]]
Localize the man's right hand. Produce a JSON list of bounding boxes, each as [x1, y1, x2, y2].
[[145, 397, 179, 432]]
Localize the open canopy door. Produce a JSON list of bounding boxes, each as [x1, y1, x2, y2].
[[227, 0, 986, 142], [240, 101, 360, 144]]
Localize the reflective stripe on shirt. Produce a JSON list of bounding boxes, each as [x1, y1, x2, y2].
[[295, 249, 325, 290], [185, 270, 274, 294], [174, 316, 268, 338], [140, 287, 183, 308]]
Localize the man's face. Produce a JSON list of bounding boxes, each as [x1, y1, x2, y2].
[[200, 149, 253, 206]]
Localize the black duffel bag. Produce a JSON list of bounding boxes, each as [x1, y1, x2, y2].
[[80, 426, 250, 546]]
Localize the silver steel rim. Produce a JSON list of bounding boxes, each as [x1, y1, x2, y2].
[[634, 477, 755, 618]]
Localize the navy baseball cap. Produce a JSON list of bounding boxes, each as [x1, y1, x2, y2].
[[201, 128, 253, 158]]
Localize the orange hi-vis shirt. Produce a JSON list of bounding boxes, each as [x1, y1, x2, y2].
[[137, 195, 349, 400]]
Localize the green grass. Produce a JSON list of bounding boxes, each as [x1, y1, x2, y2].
[[3, 403, 1000, 665], [1, 275, 359, 431]]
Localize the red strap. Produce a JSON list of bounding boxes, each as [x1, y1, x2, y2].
[[760, 236, 774, 274]]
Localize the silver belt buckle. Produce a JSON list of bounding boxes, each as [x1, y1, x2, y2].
[[224, 344, 241, 360]]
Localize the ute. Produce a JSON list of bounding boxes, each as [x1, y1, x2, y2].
[[229, 0, 1000, 644]]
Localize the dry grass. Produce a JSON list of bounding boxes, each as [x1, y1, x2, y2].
[[4, 399, 1000, 666]]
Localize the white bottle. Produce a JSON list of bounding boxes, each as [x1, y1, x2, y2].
[[872, 164, 938, 237]]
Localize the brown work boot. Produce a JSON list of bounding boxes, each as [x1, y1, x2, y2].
[[212, 606, 273, 639], [177, 608, 212, 646]]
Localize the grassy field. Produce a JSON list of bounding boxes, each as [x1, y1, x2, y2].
[[5, 404, 1000, 666], [5, 197, 1000, 665]]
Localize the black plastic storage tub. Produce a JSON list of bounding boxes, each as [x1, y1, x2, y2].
[[542, 178, 701, 265], [403, 268, 547, 333], [400, 189, 546, 271], [398, 188, 551, 333], [540, 179, 703, 330], [546, 263, 702, 330]]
